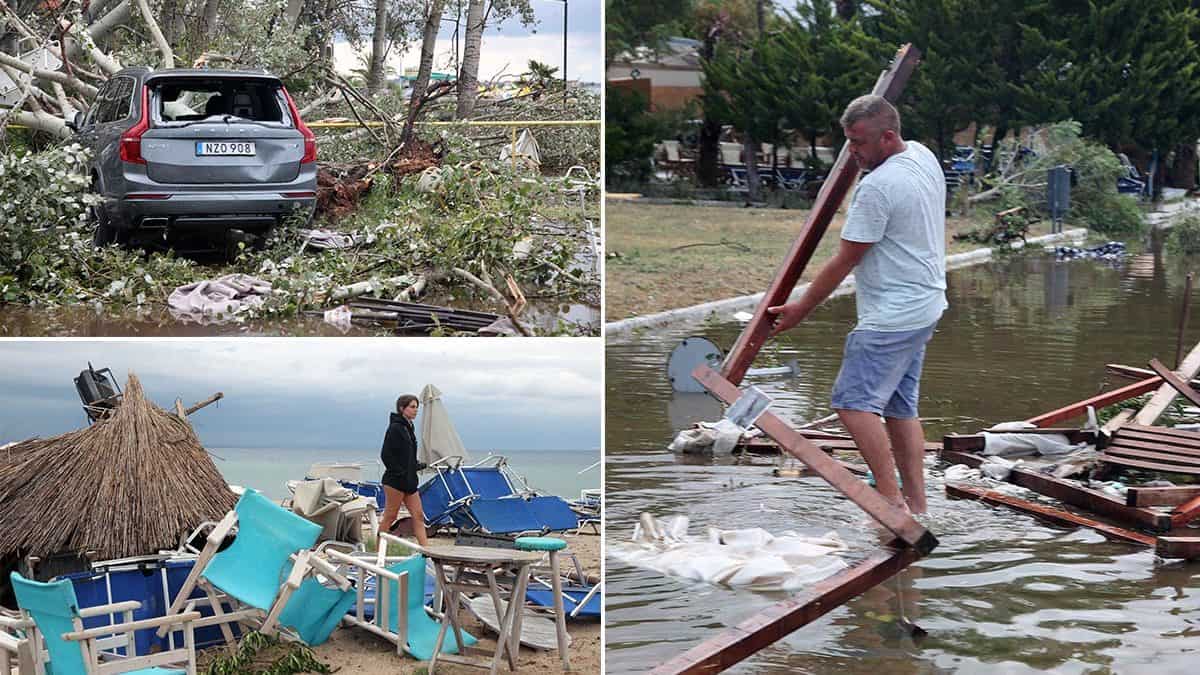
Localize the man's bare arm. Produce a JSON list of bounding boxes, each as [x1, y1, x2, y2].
[[767, 239, 873, 337]]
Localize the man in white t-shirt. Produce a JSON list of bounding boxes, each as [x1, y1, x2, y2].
[[768, 94, 947, 516]]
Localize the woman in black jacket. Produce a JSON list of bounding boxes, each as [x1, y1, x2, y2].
[[380, 394, 428, 545]]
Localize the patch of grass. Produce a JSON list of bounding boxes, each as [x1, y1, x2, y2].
[[604, 200, 1055, 320]]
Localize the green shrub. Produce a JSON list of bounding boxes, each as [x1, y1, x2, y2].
[[985, 121, 1147, 236], [1075, 193, 1145, 236], [1168, 214, 1200, 254]]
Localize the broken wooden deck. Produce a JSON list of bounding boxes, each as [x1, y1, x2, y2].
[[940, 441, 1199, 559]]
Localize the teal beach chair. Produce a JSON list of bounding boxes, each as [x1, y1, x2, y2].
[[327, 532, 475, 661], [10, 572, 200, 675], [157, 489, 351, 646]]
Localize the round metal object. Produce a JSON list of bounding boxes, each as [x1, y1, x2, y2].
[[666, 337, 724, 393]]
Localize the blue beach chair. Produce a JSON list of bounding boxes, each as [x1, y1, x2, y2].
[[457, 497, 544, 533], [419, 456, 580, 534], [527, 496, 581, 532], [10, 571, 201, 675], [157, 489, 352, 647], [526, 583, 602, 620], [419, 460, 478, 526]]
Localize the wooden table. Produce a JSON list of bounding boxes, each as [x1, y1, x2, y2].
[[425, 544, 545, 674]]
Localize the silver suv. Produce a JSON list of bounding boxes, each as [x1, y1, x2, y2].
[[67, 68, 317, 251]]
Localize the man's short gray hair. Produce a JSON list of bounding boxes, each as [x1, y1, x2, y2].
[[840, 95, 901, 134]]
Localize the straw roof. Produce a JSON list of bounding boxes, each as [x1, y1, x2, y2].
[[0, 373, 237, 561]]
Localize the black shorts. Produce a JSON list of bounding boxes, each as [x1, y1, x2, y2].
[[381, 469, 418, 494]]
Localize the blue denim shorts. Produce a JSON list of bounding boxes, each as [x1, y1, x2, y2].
[[830, 322, 937, 419]]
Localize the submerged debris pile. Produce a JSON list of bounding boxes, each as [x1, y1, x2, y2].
[[1053, 241, 1127, 261]]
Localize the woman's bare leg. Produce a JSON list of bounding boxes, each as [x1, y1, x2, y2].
[[381, 484, 404, 535], [402, 491, 428, 547]]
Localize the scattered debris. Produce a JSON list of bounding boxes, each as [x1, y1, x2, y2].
[[614, 513, 849, 591], [941, 341, 1200, 560], [167, 274, 271, 323], [315, 141, 442, 219], [314, 297, 502, 334], [1053, 241, 1127, 261], [298, 229, 366, 251]]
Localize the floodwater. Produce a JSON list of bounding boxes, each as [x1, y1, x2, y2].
[[605, 243, 1200, 673], [0, 295, 598, 337]]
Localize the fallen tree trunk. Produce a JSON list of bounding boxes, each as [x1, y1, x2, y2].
[[10, 110, 69, 137], [63, 4, 128, 76]]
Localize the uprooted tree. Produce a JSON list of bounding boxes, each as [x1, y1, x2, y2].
[[0, 1, 601, 333]]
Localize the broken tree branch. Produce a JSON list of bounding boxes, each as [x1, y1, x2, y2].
[[325, 69, 398, 143], [299, 88, 340, 117], [63, 0, 130, 75], [185, 392, 224, 416], [338, 87, 384, 146], [452, 267, 504, 302], [133, 0, 175, 69], [0, 51, 98, 99]]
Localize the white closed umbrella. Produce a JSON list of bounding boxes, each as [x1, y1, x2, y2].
[[418, 384, 468, 465]]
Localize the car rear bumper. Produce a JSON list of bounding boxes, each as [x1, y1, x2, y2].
[[107, 164, 317, 231]]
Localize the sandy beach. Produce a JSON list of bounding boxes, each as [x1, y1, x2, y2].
[[312, 531, 601, 674]]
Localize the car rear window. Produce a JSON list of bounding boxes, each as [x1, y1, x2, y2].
[[152, 79, 291, 125]]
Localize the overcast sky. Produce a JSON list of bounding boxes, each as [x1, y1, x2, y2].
[[0, 339, 601, 452], [333, 1, 602, 84]]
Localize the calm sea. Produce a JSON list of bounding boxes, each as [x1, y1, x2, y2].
[[211, 447, 600, 502]]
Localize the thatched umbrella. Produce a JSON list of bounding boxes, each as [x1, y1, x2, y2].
[[0, 373, 237, 562]]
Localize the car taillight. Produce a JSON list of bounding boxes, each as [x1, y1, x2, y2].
[[282, 88, 317, 164], [119, 86, 150, 164]]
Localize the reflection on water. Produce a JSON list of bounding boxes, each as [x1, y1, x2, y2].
[[605, 247, 1200, 673]]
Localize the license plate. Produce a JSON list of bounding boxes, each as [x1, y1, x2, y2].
[[196, 141, 255, 156]]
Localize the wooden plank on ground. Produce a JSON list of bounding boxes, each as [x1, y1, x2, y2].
[[1120, 424, 1200, 444], [936, 446, 1171, 531], [696, 365, 937, 553], [1133, 341, 1200, 426], [1106, 363, 1200, 387], [1104, 444, 1200, 466], [1005, 467, 1172, 532], [1149, 358, 1200, 408], [1026, 377, 1163, 427], [1110, 431, 1200, 453], [1155, 536, 1200, 559], [1098, 454, 1200, 476], [719, 44, 923, 386], [1126, 485, 1200, 507], [943, 434, 986, 453], [1169, 494, 1200, 527], [945, 482, 1157, 546], [649, 544, 921, 675], [939, 448, 985, 467], [1100, 409, 1136, 447]]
